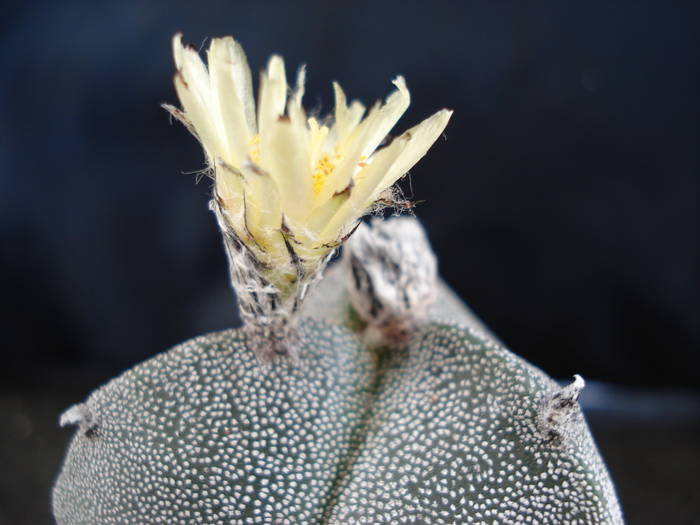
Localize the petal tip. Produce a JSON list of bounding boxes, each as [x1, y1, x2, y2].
[[437, 108, 454, 124], [390, 75, 410, 106], [172, 33, 184, 68]]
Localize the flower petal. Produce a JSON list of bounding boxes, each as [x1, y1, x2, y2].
[[372, 108, 453, 201], [318, 109, 452, 242], [257, 55, 288, 144], [317, 76, 410, 203], [178, 40, 212, 103], [291, 65, 306, 112], [318, 137, 409, 243], [332, 82, 365, 146], [227, 39, 257, 134], [307, 118, 330, 173], [262, 118, 312, 221], [173, 71, 221, 163], [239, 164, 283, 258], [213, 160, 245, 224], [306, 189, 351, 233], [207, 37, 255, 167]]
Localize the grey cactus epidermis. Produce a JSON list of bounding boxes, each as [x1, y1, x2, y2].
[[52, 218, 622, 524], [53, 320, 375, 524]]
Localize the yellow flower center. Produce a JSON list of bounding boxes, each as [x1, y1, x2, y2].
[[312, 154, 336, 196], [248, 134, 261, 164]]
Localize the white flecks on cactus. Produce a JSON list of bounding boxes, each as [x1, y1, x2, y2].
[[53, 320, 375, 524], [52, 319, 622, 524], [165, 34, 452, 360], [327, 326, 621, 524]]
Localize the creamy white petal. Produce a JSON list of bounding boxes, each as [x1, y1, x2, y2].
[[330, 85, 366, 154], [213, 160, 245, 223], [262, 119, 311, 221], [257, 55, 288, 144], [317, 76, 410, 203], [227, 38, 257, 133], [372, 109, 453, 200], [179, 43, 214, 107], [239, 164, 283, 255], [287, 66, 310, 170], [356, 76, 411, 157], [346, 100, 366, 138], [306, 190, 351, 233], [172, 33, 184, 69], [307, 118, 330, 174], [292, 65, 306, 109], [173, 36, 232, 161], [318, 109, 451, 241], [318, 137, 408, 243], [208, 37, 254, 167], [173, 71, 222, 162], [332, 82, 351, 143]]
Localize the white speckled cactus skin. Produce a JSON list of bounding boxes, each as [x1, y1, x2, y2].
[[52, 220, 623, 524], [53, 320, 374, 524], [327, 323, 620, 523]]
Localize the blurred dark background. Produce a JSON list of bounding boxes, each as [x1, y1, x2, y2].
[[1, 1, 698, 524]]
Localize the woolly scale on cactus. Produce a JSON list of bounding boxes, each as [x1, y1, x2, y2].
[[52, 34, 623, 524]]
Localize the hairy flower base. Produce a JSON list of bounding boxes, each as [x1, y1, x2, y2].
[[211, 199, 332, 361]]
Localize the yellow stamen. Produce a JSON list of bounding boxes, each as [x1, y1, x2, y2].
[[312, 154, 336, 196], [248, 134, 261, 164]]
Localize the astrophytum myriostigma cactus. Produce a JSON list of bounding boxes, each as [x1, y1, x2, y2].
[[52, 34, 623, 525]]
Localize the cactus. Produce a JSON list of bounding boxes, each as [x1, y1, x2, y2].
[[52, 34, 623, 524]]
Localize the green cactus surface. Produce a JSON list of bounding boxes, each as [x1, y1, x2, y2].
[[53, 320, 374, 524], [327, 323, 620, 523], [52, 287, 622, 524]]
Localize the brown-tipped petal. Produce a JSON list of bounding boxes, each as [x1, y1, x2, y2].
[[371, 108, 453, 201], [173, 71, 221, 163], [318, 136, 408, 243], [257, 55, 288, 142], [318, 76, 410, 203]]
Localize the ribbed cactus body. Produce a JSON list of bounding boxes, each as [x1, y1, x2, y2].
[[53, 320, 374, 524], [328, 322, 621, 523], [53, 303, 622, 523]]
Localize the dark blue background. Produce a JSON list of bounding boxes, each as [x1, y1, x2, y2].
[[2, 0, 697, 387], [0, 3, 699, 522]]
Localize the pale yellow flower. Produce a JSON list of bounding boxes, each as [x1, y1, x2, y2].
[[166, 34, 451, 300]]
